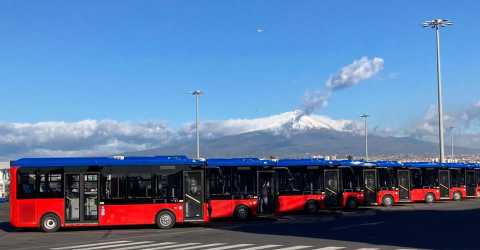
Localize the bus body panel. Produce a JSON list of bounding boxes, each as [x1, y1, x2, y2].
[[99, 203, 184, 226], [376, 190, 400, 205], [341, 191, 364, 207], [277, 194, 325, 213], [410, 188, 440, 202], [477, 186, 480, 197], [208, 199, 257, 219], [9, 167, 19, 228]]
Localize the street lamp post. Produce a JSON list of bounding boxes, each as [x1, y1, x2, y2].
[[360, 114, 369, 161], [192, 90, 203, 159], [423, 19, 453, 163]]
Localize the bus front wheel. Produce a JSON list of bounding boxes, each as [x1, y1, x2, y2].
[[453, 191, 462, 201], [382, 195, 394, 207], [305, 200, 319, 214], [425, 193, 435, 203], [40, 213, 60, 233], [156, 210, 176, 229], [345, 198, 358, 210], [235, 205, 250, 221]]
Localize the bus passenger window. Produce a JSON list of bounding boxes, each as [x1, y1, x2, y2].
[[39, 172, 63, 197], [127, 173, 153, 199], [17, 172, 37, 198]]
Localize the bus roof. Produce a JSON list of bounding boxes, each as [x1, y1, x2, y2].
[[276, 159, 374, 167], [206, 158, 275, 167], [277, 158, 333, 167], [11, 155, 204, 168]]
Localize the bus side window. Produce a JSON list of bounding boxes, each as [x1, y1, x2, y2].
[[38, 170, 63, 198], [207, 168, 231, 199], [411, 170, 422, 188], [127, 173, 153, 200], [155, 168, 183, 203], [101, 168, 127, 203], [232, 169, 255, 198], [17, 171, 37, 199]]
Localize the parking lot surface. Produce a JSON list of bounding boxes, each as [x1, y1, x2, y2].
[[1, 200, 480, 250]]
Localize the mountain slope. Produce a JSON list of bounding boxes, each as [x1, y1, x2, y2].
[[128, 128, 478, 158]]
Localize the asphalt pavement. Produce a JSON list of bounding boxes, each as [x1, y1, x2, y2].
[[1, 200, 480, 250]]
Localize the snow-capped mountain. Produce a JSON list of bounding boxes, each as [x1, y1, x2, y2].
[[129, 109, 477, 158], [179, 110, 360, 139]]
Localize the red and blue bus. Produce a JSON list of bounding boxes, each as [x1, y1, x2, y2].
[[10, 156, 208, 232], [205, 158, 274, 220], [207, 158, 326, 218], [394, 162, 441, 203], [278, 159, 365, 210], [275, 159, 326, 213], [360, 162, 399, 207]]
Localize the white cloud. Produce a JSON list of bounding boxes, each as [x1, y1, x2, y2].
[[0, 111, 363, 160], [325, 57, 384, 90], [303, 56, 384, 114], [0, 120, 173, 160]]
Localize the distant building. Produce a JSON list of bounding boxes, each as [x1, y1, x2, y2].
[[0, 162, 9, 199]]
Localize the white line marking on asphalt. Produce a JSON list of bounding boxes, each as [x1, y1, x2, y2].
[[272, 246, 312, 250], [206, 244, 254, 250], [114, 242, 176, 250], [140, 243, 201, 250], [145, 243, 225, 250], [239, 245, 283, 250], [74, 241, 154, 250], [312, 247, 346, 250], [51, 241, 132, 249]]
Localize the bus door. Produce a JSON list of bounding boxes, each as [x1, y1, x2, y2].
[[439, 169, 450, 199], [183, 170, 204, 221], [397, 170, 410, 201], [257, 171, 276, 215], [324, 169, 340, 207], [64, 173, 99, 223], [363, 169, 377, 204], [466, 170, 476, 197]]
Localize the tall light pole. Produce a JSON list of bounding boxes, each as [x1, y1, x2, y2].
[[448, 126, 455, 160], [192, 90, 203, 159], [423, 19, 453, 163], [360, 114, 369, 161]]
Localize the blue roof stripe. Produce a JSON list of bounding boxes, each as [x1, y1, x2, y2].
[[10, 156, 480, 169], [11, 155, 204, 168], [206, 158, 275, 167]]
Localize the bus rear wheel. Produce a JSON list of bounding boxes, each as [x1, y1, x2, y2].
[[305, 200, 319, 214], [156, 210, 176, 229], [425, 193, 435, 203], [235, 205, 250, 221], [40, 213, 60, 233], [453, 191, 462, 201], [345, 198, 358, 210], [382, 195, 394, 207]]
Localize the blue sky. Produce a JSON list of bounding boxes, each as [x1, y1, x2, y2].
[[1, 1, 478, 131]]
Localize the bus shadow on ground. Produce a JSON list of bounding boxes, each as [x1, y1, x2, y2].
[[221, 206, 480, 250]]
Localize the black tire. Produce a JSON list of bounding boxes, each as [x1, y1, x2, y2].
[[305, 200, 319, 214], [453, 191, 462, 201], [382, 195, 394, 207], [425, 193, 435, 203], [156, 210, 176, 229], [40, 213, 60, 233], [235, 205, 250, 221], [345, 198, 358, 210]]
